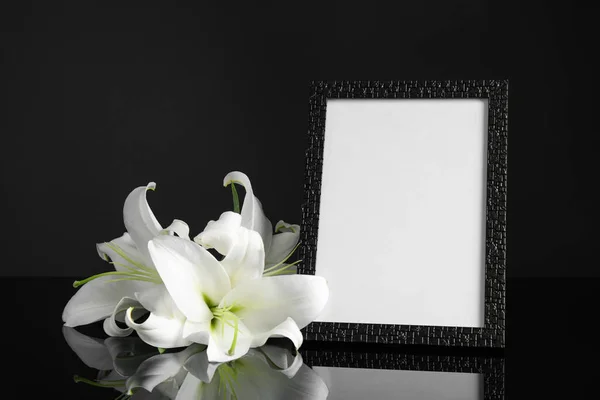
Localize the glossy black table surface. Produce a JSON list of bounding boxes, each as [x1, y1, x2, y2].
[[3, 277, 596, 398]]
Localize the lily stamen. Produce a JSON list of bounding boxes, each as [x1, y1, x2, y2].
[[263, 241, 302, 274], [263, 259, 302, 277], [109, 261, 142, 274], [211, 304, 242, 355], [104, 242, 155, 274], [73, 243, 162, 288]]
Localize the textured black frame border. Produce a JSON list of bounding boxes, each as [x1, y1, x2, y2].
[[298, 80, 508, 348], [301, 348, 505, 400]]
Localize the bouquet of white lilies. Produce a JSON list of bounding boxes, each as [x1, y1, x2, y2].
[[62, 171, 329, 363]]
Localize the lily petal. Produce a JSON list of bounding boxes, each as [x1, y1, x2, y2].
[[105, 336, 159, 378], [207, 318, 252, 363], [194, 211, 242, 255], [266, 221, 301, 269], [103, 297, 142, 337], [148, 235, 231, 322], [180, 348, 328, 400], [235, 350, 329, 399], [125, 308, 191, 349], [96, 232, 147, 272], [209, 350, 299, 400], [259, 344, 304, 378], [135, 284, 182, 320], [162, 219, 190, 240], [182, 320, 211, 345], [62, 277, 150, 328], [62, 326, 114, 370], [123, 182, 162, 265], [126, 344, 204, 395], [287, 364, 331, 399], [105, 336, 156, 361], [195, 211, 265, 287], [155, 370, 188, 399], [220, 275, 329, 333], [223, 171, 273, 254], [250, 317, 303, 349], [175, 373, 217, 400], [183, 351, 219, 384], [220, 226, 265, 287]]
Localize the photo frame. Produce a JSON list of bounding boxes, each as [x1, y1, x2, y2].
[[298, 80, 508, 348], [301, 346, 505, 400]]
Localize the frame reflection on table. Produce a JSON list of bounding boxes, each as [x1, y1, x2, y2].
[[301, 346, 504, 400]]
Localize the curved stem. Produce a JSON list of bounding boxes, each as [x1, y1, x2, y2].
[[73, 271, 150, 288]]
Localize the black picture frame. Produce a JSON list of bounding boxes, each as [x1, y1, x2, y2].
[[301, 346, 505, 400], [298, 80, 508, 348]]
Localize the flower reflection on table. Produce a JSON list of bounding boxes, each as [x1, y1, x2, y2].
[[64, 326, 329, 399]]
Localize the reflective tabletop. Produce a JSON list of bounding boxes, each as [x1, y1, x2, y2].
[[3, 278, 595, 399]]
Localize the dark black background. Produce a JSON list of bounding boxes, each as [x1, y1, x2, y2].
[[1, 0, 597, 277]]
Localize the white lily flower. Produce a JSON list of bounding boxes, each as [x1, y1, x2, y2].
[[125, 235, 328, 363], [62, 182, 192, 348], [194, 171, 302, 279]]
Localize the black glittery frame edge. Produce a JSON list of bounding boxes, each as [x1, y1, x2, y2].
[[300, 348, 505, 400], [298, 80, 508, 348]]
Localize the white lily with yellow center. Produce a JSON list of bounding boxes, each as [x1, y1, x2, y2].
[[62, 182, 192, 348], [125, 233, 328, 363]]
